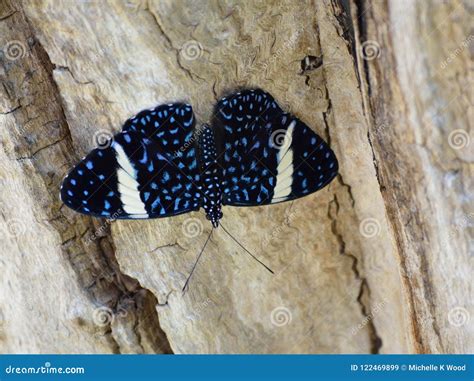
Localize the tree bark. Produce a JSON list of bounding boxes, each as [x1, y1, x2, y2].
[[0, 0, 471, 354]]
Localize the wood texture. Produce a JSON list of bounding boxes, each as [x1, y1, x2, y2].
[[0, 0, 471, 354]]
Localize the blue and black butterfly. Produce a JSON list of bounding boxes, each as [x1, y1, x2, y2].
[[60, 89, 338, 287]]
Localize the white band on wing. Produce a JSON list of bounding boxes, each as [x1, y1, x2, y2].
[[272, 121, 295, 202], [113, 142, 148, 216]]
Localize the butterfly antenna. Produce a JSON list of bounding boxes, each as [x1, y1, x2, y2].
[[182, 228, 213, 294], [220, 224, 274, 274]]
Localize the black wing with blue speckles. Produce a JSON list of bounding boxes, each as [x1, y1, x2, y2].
[[213, 89, 338, 206], [60, 103, 202, 219]]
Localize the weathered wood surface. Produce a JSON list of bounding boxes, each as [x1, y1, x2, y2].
[[0, 0, 471, 354]]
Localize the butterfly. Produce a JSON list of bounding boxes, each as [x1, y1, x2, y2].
[[60, 88, 338, 288]]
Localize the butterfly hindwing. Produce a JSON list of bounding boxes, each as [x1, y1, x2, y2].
[[215, 90, 338, 206], [267, 114, 338, 203], [61, 105, 201, 219]]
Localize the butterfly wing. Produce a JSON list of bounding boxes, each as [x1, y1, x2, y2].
[[60, 104, 202, 219], [214, 88, 283, 130], [213, 89, 338, 206], [123, 103, 195, 149]]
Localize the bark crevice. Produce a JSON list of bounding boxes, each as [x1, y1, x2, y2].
[[327, 195, 383, 354]]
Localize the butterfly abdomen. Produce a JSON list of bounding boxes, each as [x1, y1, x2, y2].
[[198, 125, 223, 227]]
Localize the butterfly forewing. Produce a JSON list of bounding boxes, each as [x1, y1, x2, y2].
[[61, 104, 201, 219], [124, 103, 195, 151], [213, 89, 283, 133]]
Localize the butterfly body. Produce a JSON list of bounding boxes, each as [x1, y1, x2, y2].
[[60, 89, 338, 227], [199, 124, 223, 227]]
